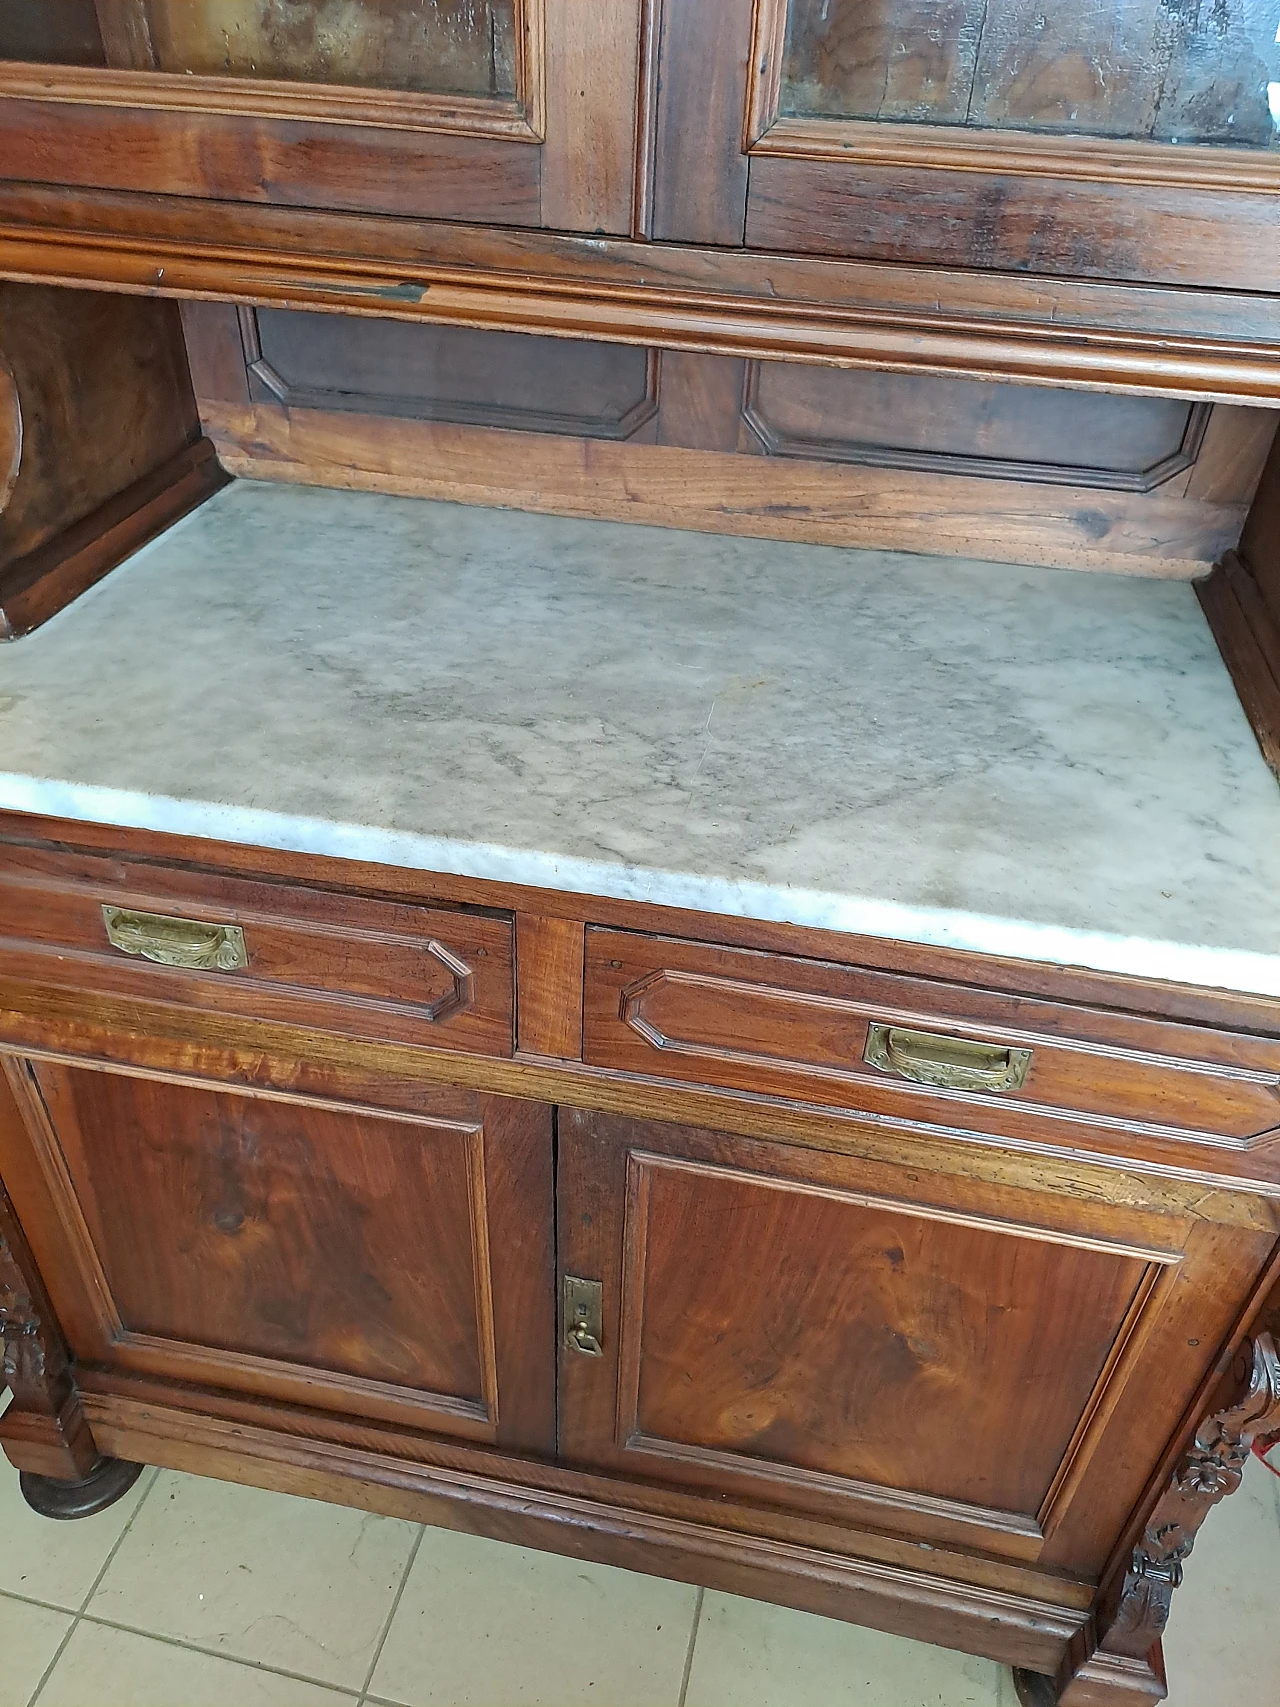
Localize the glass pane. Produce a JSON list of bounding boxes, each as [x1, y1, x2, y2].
[[781, 0, 1280, 148], [0, 1, 519, 99]]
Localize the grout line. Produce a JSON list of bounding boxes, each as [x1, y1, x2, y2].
[[62, 1610, 363, 1699], [677, 1585, 705, 1707], [27, 1464, 159, 1707], [25, 1612, 77, 1707], [355, 1523, 426, 1706], [0, 1586, 91, 1619]]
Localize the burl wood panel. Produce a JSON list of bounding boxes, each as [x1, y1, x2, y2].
[[780, 0, 1280, 146], [583, 929, 1280, 1160], [0, 838, 515, 1059], [242, 306, 659, 439], [0, 282, 225, 638], [5, 1059, 556, 1448], [625, 1155, 1149, 1516]]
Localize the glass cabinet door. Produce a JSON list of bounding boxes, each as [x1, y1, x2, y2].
[[775, 0, 1280, 148], [652, 0, 1280, 289], [0, 0, 642, 232], [2, 1, 523, 101]]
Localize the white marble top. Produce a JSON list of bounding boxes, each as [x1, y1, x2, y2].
[[1, 480, 1278, 996]]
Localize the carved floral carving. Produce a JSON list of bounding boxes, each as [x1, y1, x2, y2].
[[0, 1223, 70, 1418], [1102, 1333, 1280, 1661]]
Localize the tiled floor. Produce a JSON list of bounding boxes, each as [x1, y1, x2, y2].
[[0, 1452, 1276, 1706]]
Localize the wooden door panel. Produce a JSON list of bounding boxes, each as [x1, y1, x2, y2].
[[558, 1109, 1274, 1572], [0, 0, 644, 235], [654, 0, 1280, 287], [622, 1155, 1153, 1518], [0, 1058, 555, 1451]]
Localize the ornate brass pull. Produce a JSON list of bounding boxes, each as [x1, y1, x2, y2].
[[864, 1022, 1032, 1093], [101, 906, 248, 973]]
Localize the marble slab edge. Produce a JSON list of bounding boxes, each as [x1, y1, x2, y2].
[[1, 774, 1278, 1001]]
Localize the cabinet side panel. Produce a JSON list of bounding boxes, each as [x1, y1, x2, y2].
[[0, 282, 227, 637]]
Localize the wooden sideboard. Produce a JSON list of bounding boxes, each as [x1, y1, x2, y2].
[[0, 808, 1278, 1707], [3, 6, 1280, 1705]]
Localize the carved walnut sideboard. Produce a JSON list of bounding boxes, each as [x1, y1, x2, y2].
[[2, 6, 1280, 1706]]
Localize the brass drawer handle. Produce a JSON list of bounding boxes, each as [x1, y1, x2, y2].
[[864, 1022, 1031, 1093], [102, 906, 248, 973]]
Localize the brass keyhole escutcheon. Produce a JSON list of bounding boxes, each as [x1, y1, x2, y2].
[[563, 1276, 604, 1357]]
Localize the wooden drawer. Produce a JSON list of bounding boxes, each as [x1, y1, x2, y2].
[[0, 842, 513, 1058], [584, 929, 1280, 1153]]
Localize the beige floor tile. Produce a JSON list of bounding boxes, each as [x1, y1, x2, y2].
[[39, 1621, 359, 1707], [85, 1470, 418, 1691], [0, 1593, 73, 1707], [684, 1592, 1008, 1707], [0, 1458, 152, 1611], [1163, 1456, 1280, 1707], [369, 1526, 698, 1707]]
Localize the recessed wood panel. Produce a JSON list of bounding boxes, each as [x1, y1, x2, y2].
[[242, 307, 659, 440], [557, 1108, 1270, 1573], [743, 362, 1208, 490], [51, 1068, 492, 1402], [5, 1059, 556, 1447], [623, 1154, 1151, 1520]]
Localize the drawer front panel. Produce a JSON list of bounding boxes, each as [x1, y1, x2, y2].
[[584, 929, 1280, 1151], [0, 843, 513, 1059]]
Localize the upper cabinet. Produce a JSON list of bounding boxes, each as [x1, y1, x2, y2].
[[652, 0, 1280, 289], [0, 0, 644, 232]]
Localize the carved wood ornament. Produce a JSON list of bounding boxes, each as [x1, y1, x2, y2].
[[0, 1189, 72, 1420], [1103, 1333, 1280, 1662]]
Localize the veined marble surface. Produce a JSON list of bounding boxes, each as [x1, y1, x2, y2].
[[1, 481, 1278, 994]]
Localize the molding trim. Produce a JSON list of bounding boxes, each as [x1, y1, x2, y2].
[[81, 1383, 1086, 1673], [1, 192, 1279, 403], [750, 114, 1280, 197], [0, 0, 546, 141], [742, 0, 1280, 195]]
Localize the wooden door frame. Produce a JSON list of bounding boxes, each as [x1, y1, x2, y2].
[[0, 0, 646, 234]]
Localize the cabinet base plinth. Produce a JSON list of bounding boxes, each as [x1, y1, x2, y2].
[[19, 1458, 145, 1522], [1013, 1643, 1166, 1706]]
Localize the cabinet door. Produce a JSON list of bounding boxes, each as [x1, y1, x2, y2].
[[653, 0, 1280, 290], [0, 0, 642, 233], [557, 1109, 1274, 1574], [0, 1058, 555, 1452]]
